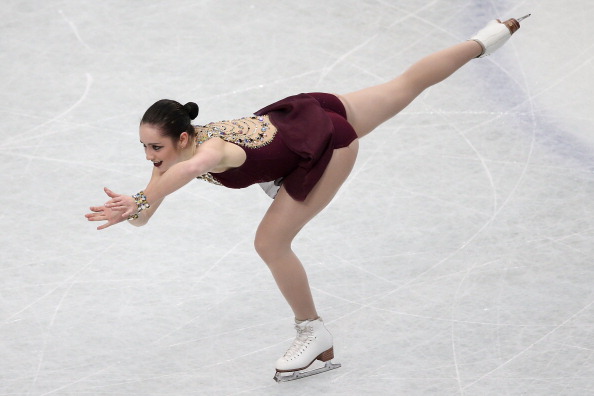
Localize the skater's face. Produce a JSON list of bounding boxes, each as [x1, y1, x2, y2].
[[139, 123, 188, 173]]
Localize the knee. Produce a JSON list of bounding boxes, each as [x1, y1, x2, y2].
[[254, 231, 291, 264], [253, 233, 269, 260]]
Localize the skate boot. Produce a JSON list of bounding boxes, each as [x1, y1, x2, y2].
[[273, 317, 341, 382], [470, 14, 530, 57]]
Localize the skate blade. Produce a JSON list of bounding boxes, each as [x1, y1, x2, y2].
[[274, 361, 341, 383], [516, 14, 531, 22]]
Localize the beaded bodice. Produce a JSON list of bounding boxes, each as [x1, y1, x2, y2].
[[195, 115, 277, 148], [195, 115, 278, 186]]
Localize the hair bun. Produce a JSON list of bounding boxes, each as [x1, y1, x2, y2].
[[183, 102, 199, 120]]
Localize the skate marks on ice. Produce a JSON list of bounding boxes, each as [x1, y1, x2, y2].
[[2, 0, 594, 395]]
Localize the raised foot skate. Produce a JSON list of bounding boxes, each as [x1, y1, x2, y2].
[[470, 14, 531, 57]]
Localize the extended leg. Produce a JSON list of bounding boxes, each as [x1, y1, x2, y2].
[[338, 40, 482, 138]]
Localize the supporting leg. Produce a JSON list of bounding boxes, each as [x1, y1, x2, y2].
[[254, 141, 359, 319]]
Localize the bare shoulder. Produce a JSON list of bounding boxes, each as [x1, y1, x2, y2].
[[196, 137, 246, 172]]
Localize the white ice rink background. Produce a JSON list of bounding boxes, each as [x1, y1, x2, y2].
[[1, 1, 593, 395]]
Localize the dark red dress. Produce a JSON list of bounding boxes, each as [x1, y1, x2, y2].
[[196, 92, 357, 201]]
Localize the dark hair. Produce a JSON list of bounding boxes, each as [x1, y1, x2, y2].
[[140, 99, 199, 140]]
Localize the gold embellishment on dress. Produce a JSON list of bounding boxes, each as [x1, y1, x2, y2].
[[195, 115, 277, 149], [197, 172, 222, 186]]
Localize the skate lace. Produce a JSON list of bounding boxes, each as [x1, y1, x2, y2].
[[283, 324, 314, 358]]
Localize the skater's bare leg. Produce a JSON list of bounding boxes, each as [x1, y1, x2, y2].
[[255, 146, 358, 376], [254, 43, 480, 318], [338, 40, 483, 138], [254, 142, 359, 320]]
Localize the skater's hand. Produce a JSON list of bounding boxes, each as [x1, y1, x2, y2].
[[102, 187, 138, 219], [85, 187, 133, 230]]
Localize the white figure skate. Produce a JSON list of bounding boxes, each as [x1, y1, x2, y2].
[[274, 318, 341, 382], [470, 14, 530, 57]]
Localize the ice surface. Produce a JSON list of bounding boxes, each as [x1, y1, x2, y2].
[[1, 1, 593, 395]]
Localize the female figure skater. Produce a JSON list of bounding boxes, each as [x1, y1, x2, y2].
[[86, 18, 527, 381]]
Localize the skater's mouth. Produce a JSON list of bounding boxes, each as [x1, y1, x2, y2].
[[153, 161, 163, 168]]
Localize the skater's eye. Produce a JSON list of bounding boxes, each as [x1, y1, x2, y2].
[[141, 143, 162, 151]]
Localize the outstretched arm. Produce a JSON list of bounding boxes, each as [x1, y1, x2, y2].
[[103, 138, 227, 222]]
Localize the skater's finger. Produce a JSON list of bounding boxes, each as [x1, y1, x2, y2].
[[104, 187, 119, 198]]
